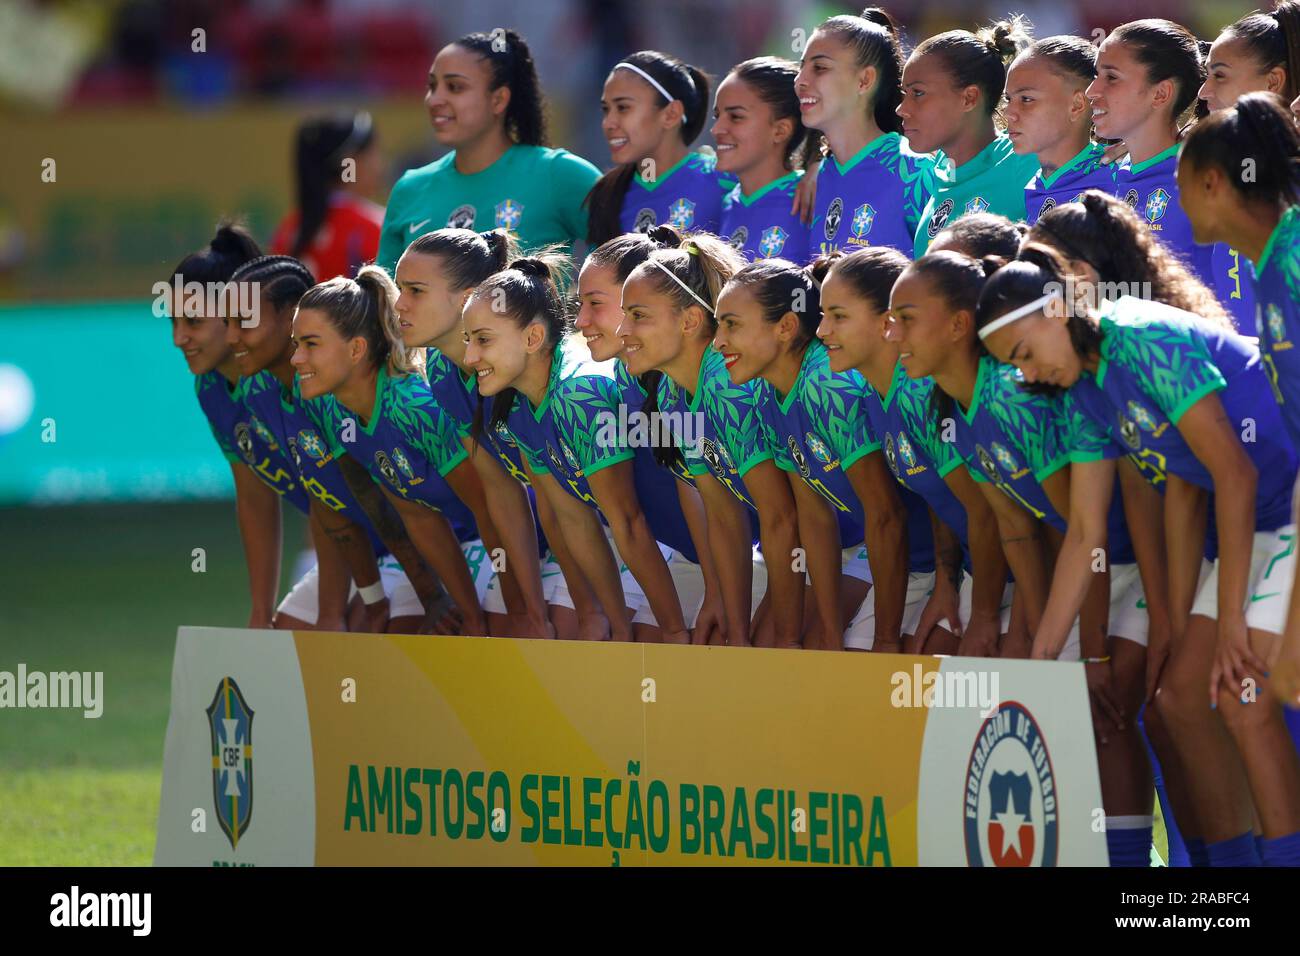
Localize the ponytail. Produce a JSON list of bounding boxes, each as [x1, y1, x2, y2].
[[298, 264, 420, 377], [1109, 19, 1204, 123], [819, 246, 909, 314], [914, 16, 1034, 118], [1221, 0, 1300, 104], [452, 29, 548, 146], [406, 227, 520, 292], [1179, 91, 1300, 207], [814, 7, 906, 134], [229, 255, 316, 312], [170, 220, 263, 286], [904, 251, 992, 417]]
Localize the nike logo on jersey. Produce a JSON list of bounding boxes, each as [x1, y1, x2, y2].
[[408, 218, 432, 234], [1250, 592, 1281, 603]]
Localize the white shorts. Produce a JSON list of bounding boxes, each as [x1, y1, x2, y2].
[[1107, 562, 1148, 647], [1190, 524, 1297, 633], [275, 552, 431, 625], [533, 534, 697, 627], [844, 570, 935, 650], [841, 545, 873, 583], [482, 553, 567, 614]]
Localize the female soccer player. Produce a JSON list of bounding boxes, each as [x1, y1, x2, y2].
[[1088, 19, 1255, 333], [977, 250, 1300, 867], [1003, 36, 1112, 224], [816, 246, 1011, 657], [376, 29, 600, 272], [901, 18, 1040, 256], [270, 111, 384, 281], [797, 8, 933, 260], [464, 255, 710, 644], [292, 267, 509, 638], [711, 256, 931, 651], [585, 50, 734, 246], [614, 231, 804, 647], [1199, 3, 1300, 113], [714, 57, 812, 264], [168, 224, 315, 628]]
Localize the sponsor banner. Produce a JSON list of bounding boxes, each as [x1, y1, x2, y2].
[[154, 627, 1106, 866]]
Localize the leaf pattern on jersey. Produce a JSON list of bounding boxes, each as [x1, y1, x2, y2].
[[1099, 302, 1226, 420], [976, 356, 1067, 475], [1274, 206, 1300, 303], [659, 348, 770, 475], [549, 371, 627, 472], [424, 348, 473, 435], [383, 372, 466, 473], [879, 136, 938, 235], [890, 364, 959, 473], [798, 345, 876, 461], [195, 371, 239, 458], [1057, 390, 1118, 461]]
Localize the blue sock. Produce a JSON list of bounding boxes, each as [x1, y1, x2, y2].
[[1186, 838, 1209, 867], [1107, 823, 1154, 867], [1260, 831, 1300, 866], [1139, 704, 1190, 866], [1207, 831, 1262, 867]]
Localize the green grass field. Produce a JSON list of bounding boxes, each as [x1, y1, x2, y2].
[[0, 500, 307, 865]]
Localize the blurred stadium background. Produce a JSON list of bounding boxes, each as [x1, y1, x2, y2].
[[0, 0, 1221, 865]]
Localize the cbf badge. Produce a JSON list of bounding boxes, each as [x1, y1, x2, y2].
[[964, 701, 1058, 867], [206, 677, 254, 850]]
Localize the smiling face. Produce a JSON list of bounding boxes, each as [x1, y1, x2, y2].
[[170, 295, 231, 375], [461, 293, 535, 397], [575, 260, 628, 362], [713, 282, 783, 384], [711, 73, 792, 175], [794, 30, 872, 134], [225, 287, 288, 377], [618, 270, 695, 376], [1087, 37, 1166, 141], [291, 307, 360, 401], [394, 250, 466, 349], [601, 68, 679, 165], [1200, 34, 1280, 113], [1004, 55, 1090, 157], [980, 308, 1084, 388], [425, 44, 508, 149], [884, 269, 966, 379], [816, 268, 888, 374], [898, 51, 971, 155]]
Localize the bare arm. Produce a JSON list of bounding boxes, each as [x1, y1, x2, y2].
[[230, 462, 283, 628], [943, 467, 1009, 656], [690, 471, 756, 646], [789, 471, 845, 651], [845, 452, 909, 650], [745, 461, 803, 646]]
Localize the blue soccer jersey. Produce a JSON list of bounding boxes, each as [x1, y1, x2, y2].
[[425, 348, 530, 486], [1024, 142, 1112, 225], [721, 171, 811, 263], [811, 132, 935, 259], [1064, 296, 1297, 532], [1212, 243, 1258, 336], [864, 362, 970, 549], [758, 341, 935, 569], [311, 367, 479, 542], [915, 135, 1040, 257], [1254, 205, 1300, 449], [505, 357, 699, 561], [195, 370, 309, 512], [618, 151, 735, 236]]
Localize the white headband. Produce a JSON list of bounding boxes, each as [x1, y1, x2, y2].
[[977, 293, 1057, 341], [650, 258, 714, 315], [614, 62, 688, 124]]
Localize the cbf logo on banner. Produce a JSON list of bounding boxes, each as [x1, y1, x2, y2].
[[963, 701, 1058, 867], [206, 676, 254, 850]]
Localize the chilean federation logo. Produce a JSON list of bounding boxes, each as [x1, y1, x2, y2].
[[759, 226, 787, 258], [668, 198, 696, 229], [207, 676, 254, 850], [297, 429, 326, 460], [851, 203, 876, 239], [927, 199, 955, 238], [494, 199, 523, 231], [965, 196, 991, 215], [1145, 188, 1170, 224], [824, 197, 844, 240], [963, 701, 1059, 867], [446, 204, 476, 229]]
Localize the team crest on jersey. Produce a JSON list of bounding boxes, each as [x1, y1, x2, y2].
[[851, 203, 876, 239], [234, 423, 257, 465], [1144, 188, 1170, 224], [668, 198, 696, 229], [287, 436, 302, 470], [493, 420, 517, 447], [806, 432, 835, 466], [701, 437, 724, 476], [251, 416, 277, 450], [897, 432, 918, 471], [716, 440, 736, 472], [728, 226, 749, 251], [976, 444, 1000, 481], [991, 442, 1018, 474], [1122, 188, 1139, 209], [1127, 401, 1158, 433], [964, 701, 1058, 867], [375, 449, 402, 487], [558, 437, 580, 471], [787, 435, 811, 478], [965, 196, 990, 215], [634, 208, 657, 232], [1118, 412, 1142, 450], [494, 199, 523, 231], [884, 434, 900, 477], [759, 226, 787, 258], [824, 198, 844, 240], [446, 204, 477, 229], [206, 676, 254, 851], [1039, 197, 1057, 216], [546, 441, 566, 474], [1267, 303, 1287, 342], [297, 429, 326, 460], [927, 199, 955, 239], [392, 447, 416, 481]]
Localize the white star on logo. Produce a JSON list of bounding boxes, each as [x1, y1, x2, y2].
[[994, 790, 1027, 859]]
